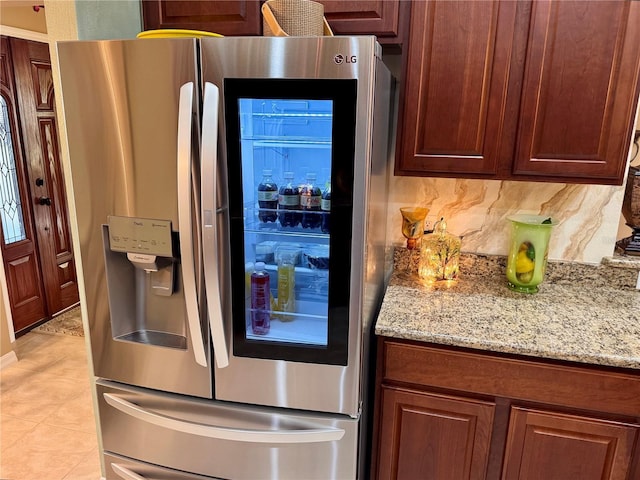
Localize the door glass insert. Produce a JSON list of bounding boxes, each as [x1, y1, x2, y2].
[[225, 79, 357, 366], [241, 97, 332, 347], [0, 96, 26, 245]]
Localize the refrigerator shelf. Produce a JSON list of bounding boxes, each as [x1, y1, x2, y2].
[[246, 226, 328, 241], [248, 138, 331, 149], [263, 263, 320, 275], [246, 299, 328, 345], [244, 216, 329, 239], [250, 112, 332, 119]]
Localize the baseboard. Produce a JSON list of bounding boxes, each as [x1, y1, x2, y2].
[[0, 351, 18, 370]]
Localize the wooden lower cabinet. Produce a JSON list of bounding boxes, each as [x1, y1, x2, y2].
[[503, 408, 638, 480], [372, 338, 640, 480], [377, 386, 495, 480]]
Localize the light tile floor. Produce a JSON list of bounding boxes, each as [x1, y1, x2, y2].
[[1, 332, 102, 479]]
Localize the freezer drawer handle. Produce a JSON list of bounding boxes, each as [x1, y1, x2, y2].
[[201, 81, 229, 369], [177, 82, 208, 368], [111, 463, 147, 480], [104, 393, 345, 443]]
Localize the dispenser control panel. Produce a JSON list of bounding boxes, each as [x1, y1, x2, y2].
[[107, 216, 173, 257]]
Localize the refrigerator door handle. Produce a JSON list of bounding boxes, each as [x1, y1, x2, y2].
[[177, 82, 208, 368], [111, 463, 147, 480], [201, 82, 229, 369], [104, 393, 346, 443]]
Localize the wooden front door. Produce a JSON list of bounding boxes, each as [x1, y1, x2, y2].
[[0, 36, 48, 333], [0, 36, 79, 334]]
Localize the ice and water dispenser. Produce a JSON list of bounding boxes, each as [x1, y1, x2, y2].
[[102, 215, 188, 349]]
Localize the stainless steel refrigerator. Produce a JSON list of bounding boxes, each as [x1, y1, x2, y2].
[[58, 36, 393, 480]]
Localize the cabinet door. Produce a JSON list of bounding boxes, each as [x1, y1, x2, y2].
[[377, 386, 494, 480], [141, 0, 262, 36], [320, 1, 407, 45], [512, 1, 640, 185], [503, 407, 638, 480], [395, 0, 521, 177]]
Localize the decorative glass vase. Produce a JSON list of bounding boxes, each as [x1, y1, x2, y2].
[[506, 214, 558, 293], [418, 217, 461, 286], [400, 207, 429, 250]]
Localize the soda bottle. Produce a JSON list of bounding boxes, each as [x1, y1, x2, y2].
[[257, 170, 278, 223], [250, 262, 270, 335], [278, 172, 299, 227], [321, 181, 331, 234], [300, 173, 322, 229]]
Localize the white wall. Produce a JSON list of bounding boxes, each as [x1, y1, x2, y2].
[[75, 0, 141, 40]]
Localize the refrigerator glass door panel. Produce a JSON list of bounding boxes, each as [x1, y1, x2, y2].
[[57, 38, 212, 398], [98, 380, 358, 480], [225, 79, 356, 366]]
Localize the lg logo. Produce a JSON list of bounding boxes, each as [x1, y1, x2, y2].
[[334, 54, 357, 65]]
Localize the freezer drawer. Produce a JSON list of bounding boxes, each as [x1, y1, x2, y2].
[[97, 380, 359, 480], [105, 452, 219, 480]]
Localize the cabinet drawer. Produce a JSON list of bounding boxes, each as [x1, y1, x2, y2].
[[381, 339, 640, 417], [97, 380, 358, 480], [104, 452, 220, 480]]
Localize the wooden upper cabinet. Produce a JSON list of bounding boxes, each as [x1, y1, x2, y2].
[[396, 0, 640, 185], [319, 1, 408, 45], [141, 1, 263, 36], [513, 1, 640, 184], [395, 0, 520, 177], [503, 407, 638, 480], [141, 0, 407, 43]]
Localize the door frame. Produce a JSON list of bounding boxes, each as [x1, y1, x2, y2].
[[0, 25, 49, 343]]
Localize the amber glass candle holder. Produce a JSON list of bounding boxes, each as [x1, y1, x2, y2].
[[400, 207, 429, 249]]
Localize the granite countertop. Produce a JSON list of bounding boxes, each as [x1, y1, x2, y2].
[[375, 251, 640, 370]]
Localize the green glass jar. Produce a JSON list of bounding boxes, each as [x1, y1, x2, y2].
[[506, 215, 558, 293]]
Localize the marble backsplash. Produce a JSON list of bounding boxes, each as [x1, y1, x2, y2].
[[385, 176, 628, 264]]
